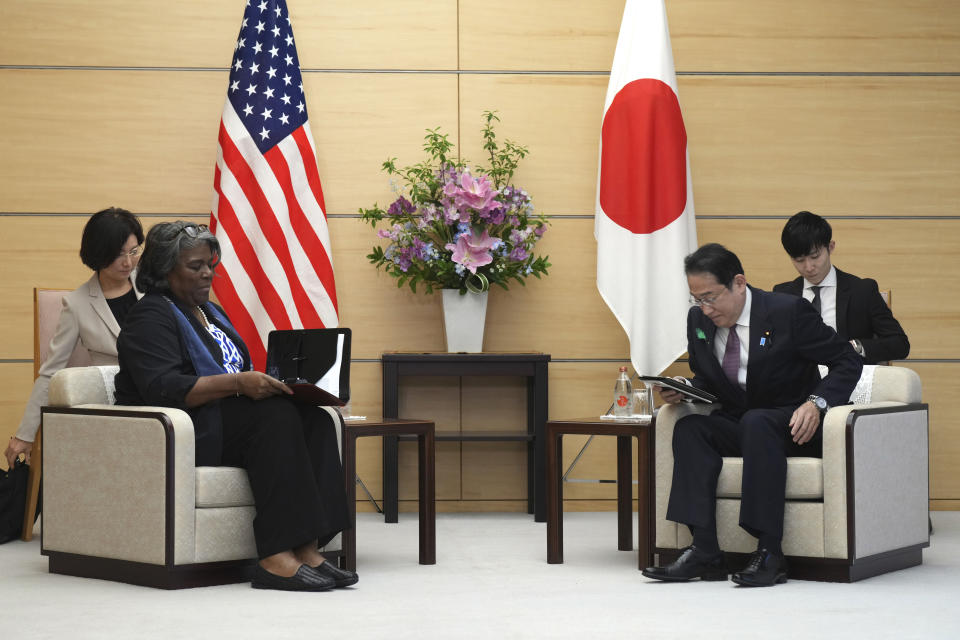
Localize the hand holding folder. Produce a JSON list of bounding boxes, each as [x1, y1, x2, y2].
[[638, 376, 717, 403]]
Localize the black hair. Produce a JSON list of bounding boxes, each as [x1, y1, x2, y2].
[[781, 211, 832, 258], [78, 207, 144, 271], [135, 221, 220, 294], [683, 243, 745, 288]]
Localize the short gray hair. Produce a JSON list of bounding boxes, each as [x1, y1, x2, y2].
[[135, 221, 221, 294]]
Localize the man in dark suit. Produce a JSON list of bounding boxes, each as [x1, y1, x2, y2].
[[772, 211, 909, 364], [642, 243, 862, 587]]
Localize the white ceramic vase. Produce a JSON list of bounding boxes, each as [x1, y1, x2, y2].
[[441, 289, 488, 353]]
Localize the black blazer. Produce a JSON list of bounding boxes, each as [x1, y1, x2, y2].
[[687, 286, 862, 415], [773, 268, 910, 364], [115, 293, 252, 465]]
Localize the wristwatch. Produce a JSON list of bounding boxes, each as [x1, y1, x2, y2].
[[851, 339, 866, 358], [807, 395, 829, 414]]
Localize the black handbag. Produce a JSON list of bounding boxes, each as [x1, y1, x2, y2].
[[0, 459, 30, 544]]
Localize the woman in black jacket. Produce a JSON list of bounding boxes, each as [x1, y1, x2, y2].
[[115, 221, 355, 592]]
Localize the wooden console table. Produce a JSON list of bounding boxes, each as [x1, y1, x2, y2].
[[381, 352, 550, 522]]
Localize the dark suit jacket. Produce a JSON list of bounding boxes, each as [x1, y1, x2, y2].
[[687, 286, 862, 415], [115, 293, 253, 465], [773, 269, 909, 364]]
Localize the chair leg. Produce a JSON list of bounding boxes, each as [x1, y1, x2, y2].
[[21, 428, 41, 541]]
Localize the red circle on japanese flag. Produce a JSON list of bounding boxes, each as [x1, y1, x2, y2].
[[599, 78, 687, 234]]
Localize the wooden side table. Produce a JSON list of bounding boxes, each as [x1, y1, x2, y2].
[[341, 418, 436, 571], [381, 352, 550, 522], [545, 417, 655, 569]]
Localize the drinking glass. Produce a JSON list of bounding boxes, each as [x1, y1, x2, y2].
[[632, 384, 654, 418]]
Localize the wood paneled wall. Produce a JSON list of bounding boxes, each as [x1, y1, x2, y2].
[[2, 1, 957, 510]]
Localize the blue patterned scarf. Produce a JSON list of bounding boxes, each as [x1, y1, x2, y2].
[[164, 297, 251, 465]]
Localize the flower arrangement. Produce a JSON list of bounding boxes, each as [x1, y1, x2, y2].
[[361, 111, 550, 294]]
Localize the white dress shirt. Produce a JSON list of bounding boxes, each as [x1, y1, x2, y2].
[[803, 265, 838, 331]]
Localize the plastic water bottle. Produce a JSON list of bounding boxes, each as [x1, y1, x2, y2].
[[613, 366, 633, 417]]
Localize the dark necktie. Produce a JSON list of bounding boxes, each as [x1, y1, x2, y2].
[[810, 285, 822, 314], [722, 326, 741, 386]]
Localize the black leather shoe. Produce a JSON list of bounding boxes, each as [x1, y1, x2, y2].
[[251, 564, 335, 591], [641, 546, 727, 582], [731, 548, 788, 587], [312, 561, 359, 588]]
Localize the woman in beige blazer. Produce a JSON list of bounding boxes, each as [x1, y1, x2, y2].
[[5, 208, 145, 468]]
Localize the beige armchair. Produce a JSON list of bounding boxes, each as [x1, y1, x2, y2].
[[654, 365, 929, 582], [40, 365, 343, 589]]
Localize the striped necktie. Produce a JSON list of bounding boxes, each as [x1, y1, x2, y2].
[[722, 326, 741, 386]]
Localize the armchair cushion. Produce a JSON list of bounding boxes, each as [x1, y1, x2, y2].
[[717, 457, 823, 499], [195, 467, 254, 508]]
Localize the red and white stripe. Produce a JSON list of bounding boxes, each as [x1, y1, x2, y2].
[[210, 102, 338, 371]]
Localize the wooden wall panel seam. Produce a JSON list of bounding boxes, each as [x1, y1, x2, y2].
[[4, 65, 960, 78]]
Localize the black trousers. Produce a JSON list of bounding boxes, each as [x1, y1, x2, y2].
[[665, 407, 822, 542], [219, 395, 350, 559]]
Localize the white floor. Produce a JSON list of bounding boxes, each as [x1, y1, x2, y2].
[[3, 512, 959, 639]]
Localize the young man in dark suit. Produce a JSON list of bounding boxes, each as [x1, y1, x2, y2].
[[642, 244, 862, 587], [772, 211, 909, 364]]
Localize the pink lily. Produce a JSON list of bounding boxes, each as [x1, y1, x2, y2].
[[445, 229, 497, 274]]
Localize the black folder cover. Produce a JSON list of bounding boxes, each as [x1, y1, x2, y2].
[[266, 328, 351, 406], [639, 376, 717, 403], [285, 382, 346, 407]]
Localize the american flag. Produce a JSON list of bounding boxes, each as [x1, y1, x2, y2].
[[210, 0, 338, 371]]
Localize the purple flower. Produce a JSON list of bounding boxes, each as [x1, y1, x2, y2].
[[387, 196, 416, 217], [509, 245, 528, 262], [396, 246, 413, 272], [445, 229, 497, 274], [411, 237, 429, 260], [442, 202, 461, 224], [509, 228, 531, 244]]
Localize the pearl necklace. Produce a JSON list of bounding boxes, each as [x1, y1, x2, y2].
[[196, 306, 210, 327]]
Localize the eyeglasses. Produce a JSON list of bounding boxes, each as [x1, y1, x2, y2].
[[177, 223, 209, 238], [689, 288, 727, 308], [115, 245, 142, 261]]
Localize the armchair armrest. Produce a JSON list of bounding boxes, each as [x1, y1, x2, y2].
[[821, 402, 929, 559], [41, 405, 198, 565]]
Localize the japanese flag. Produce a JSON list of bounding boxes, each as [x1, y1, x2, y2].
[[595, 0, 698, 375]]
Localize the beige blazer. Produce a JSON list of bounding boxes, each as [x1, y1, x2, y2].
[[16, 273, 143, 441]]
